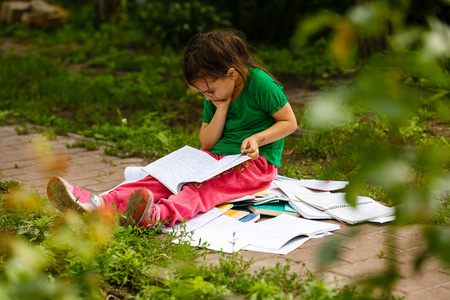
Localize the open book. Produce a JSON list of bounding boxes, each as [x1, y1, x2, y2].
[[142, 146, 251, 194], [296, 193, 395, 224], [172, 213, 340, 254], [243, 214, 340, 253]]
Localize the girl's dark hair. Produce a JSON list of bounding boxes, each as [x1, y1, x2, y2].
[[181, 29, 280, 88]]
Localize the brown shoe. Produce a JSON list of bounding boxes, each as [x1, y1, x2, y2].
[[120, 188, 154, 227]]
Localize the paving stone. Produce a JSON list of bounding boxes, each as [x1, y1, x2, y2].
[[68, 155, 106, 165], [68, 163, 111, 173], [0, 167, 29, 177], [56, 147, 90, 155], [1, 159, 38, 169], [285, 244, 335, 262], [95, 173, 126, 183], [12, 171, 52, 181], [339, 232, 400, 250], [386, 245, 430, 263], [238, 250, 273, 263], [329, 258, 389, 278], [405, 286, 450, 300], [316, 271, 352, 288], [389, 233, 429, 250], [440, 267, 450, 276], [397, 257, 447, 279], [395, 271, 450, 294], [20, 178, 51, 192], [385, 224, 425, 238], [334, 223, 385, 237], [113, 157, 147, 165], [63, 170, 110, 181], [301, 257, 348, 274], [84, 181, 123, 194], [339, 244, 398, 263]]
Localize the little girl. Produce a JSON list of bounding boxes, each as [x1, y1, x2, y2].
[[47, 29, 298, 228]]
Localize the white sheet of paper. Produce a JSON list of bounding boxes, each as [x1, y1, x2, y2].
[[248, 214, 340, 250], [243, 235, 311, 255], [172, 215, 256, 253], [288, 199, 332, 219], [275, 175, 349, 191], [369, 215, 396, 223], [274, 180, 332, 219], [162, 208, 224, 235]]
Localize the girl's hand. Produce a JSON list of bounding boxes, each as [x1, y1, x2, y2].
[[210, 97, 232, 110], [241, 136, 260, 160]]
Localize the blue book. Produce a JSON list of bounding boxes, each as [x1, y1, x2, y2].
[[239, 213, 260, 223]]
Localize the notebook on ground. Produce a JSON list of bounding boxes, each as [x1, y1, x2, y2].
[[296, 193, 395, 224]]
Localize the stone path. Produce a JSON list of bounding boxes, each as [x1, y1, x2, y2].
[[1, 124, 449, 299]]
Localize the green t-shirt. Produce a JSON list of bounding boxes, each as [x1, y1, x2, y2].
[[201, 68, 288, 166]]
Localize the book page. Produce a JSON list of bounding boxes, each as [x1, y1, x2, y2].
[[296, 193, 374, 211], [243, 235, 311, 255], [173, 215, 256, 253], [327, 202, 395, 224], [248, 214, 340, 250], [274, 180, 330, 199], [142, 146, 250, 194], [288, 199, 332, 219], [295, 179, 349, 191], [142, 146, 222, 194], [199, 153, 250, 181], [162, 207, 224, 235], [275, 180, 332, 219], [275, 175, 349, 191], [369, 215, 396, 223]]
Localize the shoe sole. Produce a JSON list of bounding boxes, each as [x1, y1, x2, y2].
[[47, 176, 87, 213], [121, 189, 154, 227]]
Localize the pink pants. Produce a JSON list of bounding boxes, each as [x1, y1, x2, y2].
[[101, 149, 277, 227]]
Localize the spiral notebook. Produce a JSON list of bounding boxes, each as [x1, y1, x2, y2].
[[295, 193, 395, 224]]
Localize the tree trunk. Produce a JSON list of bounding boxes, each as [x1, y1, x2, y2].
[[357, 0, 388, 58], [94, 0, 120, 19]]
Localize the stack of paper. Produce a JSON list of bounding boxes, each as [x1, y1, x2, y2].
[[171, 212, 340, 255], [273, 180, 333, 219]]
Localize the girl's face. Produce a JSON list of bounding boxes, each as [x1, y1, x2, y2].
[[189, 68, 241, 102], [190, 76, 235, 102]]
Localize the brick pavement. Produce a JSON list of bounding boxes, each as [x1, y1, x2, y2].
[[1, 124, 449, 299]]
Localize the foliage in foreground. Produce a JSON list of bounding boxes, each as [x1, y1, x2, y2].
[[289, 0, 450, 278], [0, 184, 389, 300]]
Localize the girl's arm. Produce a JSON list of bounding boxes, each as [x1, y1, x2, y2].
[[241, 102, 298, 159], [199, 100, 231, 150]]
